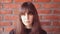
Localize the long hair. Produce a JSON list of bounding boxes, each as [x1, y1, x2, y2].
[[15, 2, 43, 34]]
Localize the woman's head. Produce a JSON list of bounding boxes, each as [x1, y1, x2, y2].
[[16, 2, 42, 34], [20, 2, 39, 27]]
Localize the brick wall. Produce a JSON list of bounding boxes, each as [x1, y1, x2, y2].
[[0, 0, 60, 34]]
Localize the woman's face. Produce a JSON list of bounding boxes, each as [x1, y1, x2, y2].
[[21, 12, 33, 26]]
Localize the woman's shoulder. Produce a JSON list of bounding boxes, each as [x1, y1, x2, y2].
[[9, 29, 15, 34], [40, 29, 47, 34]]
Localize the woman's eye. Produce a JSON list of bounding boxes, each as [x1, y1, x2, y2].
[[29, 13, 33, 15], [21, 13, 25, 15], [22, 14, 25, 15], [21, 14, 25, 16]]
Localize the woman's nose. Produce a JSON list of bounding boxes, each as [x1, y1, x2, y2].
[[25, 13, 29, 20]]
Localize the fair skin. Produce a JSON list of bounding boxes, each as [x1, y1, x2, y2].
[[21, 12, 33, 29]]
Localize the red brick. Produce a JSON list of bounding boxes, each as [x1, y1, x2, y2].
[[37, 10, 51, 14], [39, 16, 42, 20], [43, 16, 52, 20], [43, 15, 60, 20], [53, 10, 60, 14], [42, 4, 52, 9], [4, 27, 13, 32], [3, 4, 20, 9], [12, 21, 20, 26], [0, 0, 12, 3], [42, 4, 60, 8], [14, 0, 32, 2], [53, 27, 60, 32], [41, 22, 51, 26], [4, 15, 19, 20], [52, 4, 60, 8], [53, 0, 60, 2], [0, 10, 12, 14], [53, 32, 60, 34], [0, 16, 2, 21], [34, 0, 51, 2], [43, 27, 52, 32], [51, 16, 60, 20], [34, 3, 41, 9], [13, 10, 20, 15], [12, 22, 17, 26], [12, 20, 21, 26], [0, 28, 3, 31], [0, 4, 2, 8], [0, 22, 11, 26], [53, 21, 60, 26]]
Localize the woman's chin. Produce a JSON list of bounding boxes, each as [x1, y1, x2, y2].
[[24, 23, 31, 26]]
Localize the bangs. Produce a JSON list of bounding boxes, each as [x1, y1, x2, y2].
[[20, 7, 35, 15]]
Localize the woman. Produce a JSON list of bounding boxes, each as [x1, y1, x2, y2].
[[10, 2, 47, 34]]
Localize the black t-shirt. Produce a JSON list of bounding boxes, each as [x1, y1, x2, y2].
[[9, 28, 31, 34], [9, 29, 47, 34], [25, 28, 31, 34]]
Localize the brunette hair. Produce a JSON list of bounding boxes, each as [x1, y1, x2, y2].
[[15, 2, 43, 34]]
